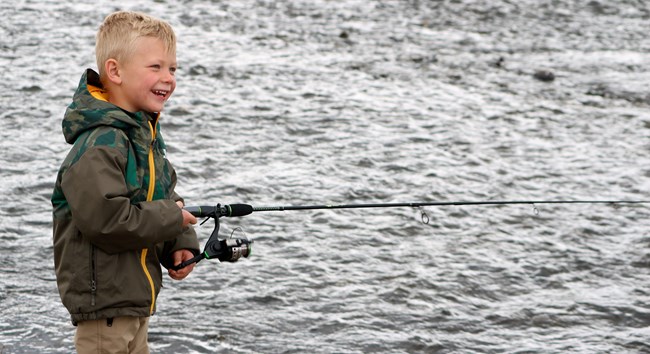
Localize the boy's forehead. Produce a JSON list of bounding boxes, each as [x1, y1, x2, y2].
[[134, 36, 174, 49], [131, 36, 176, 57]]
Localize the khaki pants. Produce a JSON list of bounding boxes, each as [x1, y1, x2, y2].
[[75, 317, 150, 354]]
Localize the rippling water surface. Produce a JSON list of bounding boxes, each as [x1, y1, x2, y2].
[[2, 1, 650, 353]]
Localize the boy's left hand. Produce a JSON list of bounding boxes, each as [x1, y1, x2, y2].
[[168, 249, 196, 280]]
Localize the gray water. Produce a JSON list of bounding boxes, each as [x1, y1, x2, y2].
[[2, 0, 650, 353]]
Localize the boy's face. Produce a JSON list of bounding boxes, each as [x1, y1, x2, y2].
[[110, 36, 177, 113]]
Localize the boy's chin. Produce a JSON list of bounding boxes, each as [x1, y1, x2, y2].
[[145, 97, 170, 113], [144, 103, 166, 114]]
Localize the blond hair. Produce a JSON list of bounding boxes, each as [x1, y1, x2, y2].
[[96, 11, 176, 79]]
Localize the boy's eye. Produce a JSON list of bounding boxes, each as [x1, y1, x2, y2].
[[151, 65, 161, 70], [170, 67, 177, 74]]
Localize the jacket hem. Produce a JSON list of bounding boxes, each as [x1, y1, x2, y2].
[[70, 306, 152, 326]]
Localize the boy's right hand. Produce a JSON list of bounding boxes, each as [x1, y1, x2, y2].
[[176, 201, 197, 227]]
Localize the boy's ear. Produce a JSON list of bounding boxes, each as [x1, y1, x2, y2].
[[105, 59, 122, 85]]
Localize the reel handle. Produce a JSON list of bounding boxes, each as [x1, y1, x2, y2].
[[170, 252, 205, 271]]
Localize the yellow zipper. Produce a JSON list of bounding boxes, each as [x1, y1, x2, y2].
[[146, 120, 157, 201], [141, 119, 157, 315]]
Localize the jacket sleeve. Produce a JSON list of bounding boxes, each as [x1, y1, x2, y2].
[[159, 226, 201, 269], [170, 190, 185, 205], [61, 145, 185, 254], [159, 168, 201, 268]]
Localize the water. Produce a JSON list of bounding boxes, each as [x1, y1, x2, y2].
[[2, 0, 650, 353]]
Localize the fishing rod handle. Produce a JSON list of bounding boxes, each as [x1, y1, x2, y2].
[[184, 204, 254, 217]]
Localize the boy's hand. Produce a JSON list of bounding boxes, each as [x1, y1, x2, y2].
[[176, 201, 197, 227], [168, 249, 196, 280]]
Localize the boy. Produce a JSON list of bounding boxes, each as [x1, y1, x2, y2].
[[51, 11, 199, 353]]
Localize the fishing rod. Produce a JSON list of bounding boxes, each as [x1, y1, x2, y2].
[[186, 199, 650, 218], [171, 199, 650, 270]]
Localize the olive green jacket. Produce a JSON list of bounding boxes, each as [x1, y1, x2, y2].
[[51, 69, 199, 325]]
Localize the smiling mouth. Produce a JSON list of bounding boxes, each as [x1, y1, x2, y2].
[[152, 89, 169, 98]]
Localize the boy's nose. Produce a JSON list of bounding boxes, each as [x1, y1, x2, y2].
[[161, 70, 175, 83]]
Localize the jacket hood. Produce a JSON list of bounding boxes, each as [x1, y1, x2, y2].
[[62, 69, 149, 144]]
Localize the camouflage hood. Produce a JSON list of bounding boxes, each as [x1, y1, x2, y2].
[[63, 69, 140, 144], [57, 69, 170, 204]]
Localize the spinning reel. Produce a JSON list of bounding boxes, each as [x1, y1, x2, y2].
[[170, 204, 253, 270]]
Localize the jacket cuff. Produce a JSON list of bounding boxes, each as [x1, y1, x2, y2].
[[160, 227, 201, 269]]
